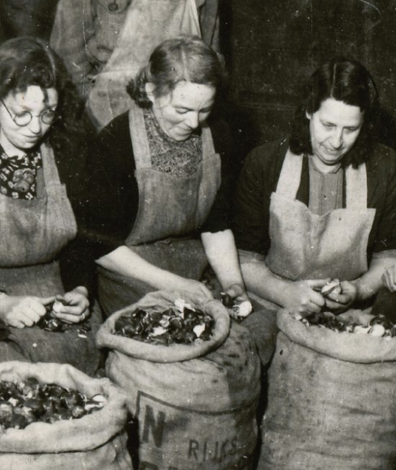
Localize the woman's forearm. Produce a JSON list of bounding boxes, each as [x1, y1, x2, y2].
[[97, 245, 213, 298], [240, 260, 292, 307], [201, 229, 245, 291], [354, 256, 396, 302], [96, 246, 183, 291]]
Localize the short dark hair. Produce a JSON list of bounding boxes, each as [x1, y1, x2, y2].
[[127, 35, 224, 107], [289, 57, 379, 167], [0, 36, 84, 154]]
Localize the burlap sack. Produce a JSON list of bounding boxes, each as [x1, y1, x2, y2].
[[96, 291, 261, 470], [258, 309, 396, 470], [0, 361, 133, 470]]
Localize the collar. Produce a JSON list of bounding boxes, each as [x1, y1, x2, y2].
[[309, 154, 342, 175]]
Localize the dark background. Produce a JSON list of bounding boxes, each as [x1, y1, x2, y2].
[[1, 0, 396, 157]]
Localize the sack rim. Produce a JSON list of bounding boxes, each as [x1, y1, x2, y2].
[[277, 309, 396, 363], [96, 290, 231, 362], [0, 361, 128, 454]]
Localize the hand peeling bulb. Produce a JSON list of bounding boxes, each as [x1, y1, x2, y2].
[[321, 279, 342, 296], [221, 293, 253, 320], [36, 299, 91, 337]]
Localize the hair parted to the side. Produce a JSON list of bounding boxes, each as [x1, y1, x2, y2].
[[0, 36, 85, 154], [127, 35, 225, 107], [289, 57, 380, 167]]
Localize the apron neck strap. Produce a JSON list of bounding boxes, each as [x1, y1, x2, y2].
[[275, 149, 303, 198], [128, 103, 151, 169], [345, 163, 368, 209], [276, 149, 368, 209], [201, 121, 216, 161], [129, 103, 216, 169], [40, 143, 61, 186]]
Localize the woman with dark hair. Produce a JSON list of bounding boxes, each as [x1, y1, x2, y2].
[[289, 57, 379, 167], [232, 57, 396, 363], [0, 36, 101, 374], [85, 35, 248, 315]]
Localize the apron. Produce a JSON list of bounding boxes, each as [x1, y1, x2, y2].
[[266, 150, 376, 280], [241, 149, 376, 366], [0, 144, 102, 375], [98, 103, 221, 315], [86, 0, 202, 130]]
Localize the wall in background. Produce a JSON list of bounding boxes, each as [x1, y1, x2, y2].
[[224, 0, 396, 155], [0, 0, 59, 40]]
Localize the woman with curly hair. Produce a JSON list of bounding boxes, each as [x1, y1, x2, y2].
[[233, 57, 396, 364], [0, 36, 101, 374], [84, 35, 249, 316]]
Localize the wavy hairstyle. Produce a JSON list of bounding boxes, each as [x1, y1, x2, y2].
[[0, 36, 84, 154], [127, 35, 224, 106], [289, 57, 379, 167]]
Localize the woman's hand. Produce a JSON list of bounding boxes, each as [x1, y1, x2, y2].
[[51, 286, 90, 324], [0, 295, 55, 328], [324, 281, 358, 313], [221, 283, 253, 319], [382, 265, 396, 292], [176, 278, 214, 300], [282, 280, 328, 316], [223, 283, 250, 303]]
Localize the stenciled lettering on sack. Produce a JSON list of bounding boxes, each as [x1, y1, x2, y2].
[[188, 436, 238, 463], [136, 390, 255, 468], [142, 404, 166, 448]]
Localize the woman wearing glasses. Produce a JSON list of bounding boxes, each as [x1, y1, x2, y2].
[[0, 37, 101, 374]]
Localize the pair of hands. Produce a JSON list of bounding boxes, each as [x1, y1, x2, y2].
[[283, 279, 358, 317], [0, 287, 90, 329]]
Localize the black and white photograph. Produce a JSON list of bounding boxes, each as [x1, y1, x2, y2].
[[0, 1, 395, 469]]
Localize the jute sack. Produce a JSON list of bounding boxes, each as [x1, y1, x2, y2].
[[96, 291, 261, 470], [258, 309, 396, 470], [0, 361, 133, 470]]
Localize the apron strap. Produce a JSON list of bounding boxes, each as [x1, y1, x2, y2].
[[186, 0, 202, 35], [128, 103, 152, 169], [276, 148, 368, 209], [275, 149, 303, 199], [345, 163, 368, 210], [40, 143, 63, 189], [201, 121, 216, 162]]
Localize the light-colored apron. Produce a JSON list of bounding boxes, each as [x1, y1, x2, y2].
[[98, 102, 221, 315], [0, 144, 102, 375], [241, 149, 376, 366], [86, 0, 202, 130], [266, 150, 376, 281]]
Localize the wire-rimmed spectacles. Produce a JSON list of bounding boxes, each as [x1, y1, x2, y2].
[[0, 99, 57, 127]]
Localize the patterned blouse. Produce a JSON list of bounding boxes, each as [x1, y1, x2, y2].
[[0, 145, 42, 200], [144, 108, 202, 177]]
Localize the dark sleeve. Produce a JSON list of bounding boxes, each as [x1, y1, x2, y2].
[[367, 144, 396, 254], [232, 139, 287, 255], [55, 135, 97, 294], [200, 116, 241, 233], [57, 113, 138, 295], [82, 112, 139, 259]]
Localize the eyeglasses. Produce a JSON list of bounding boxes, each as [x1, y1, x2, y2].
[[0, 99, 57, 127]]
